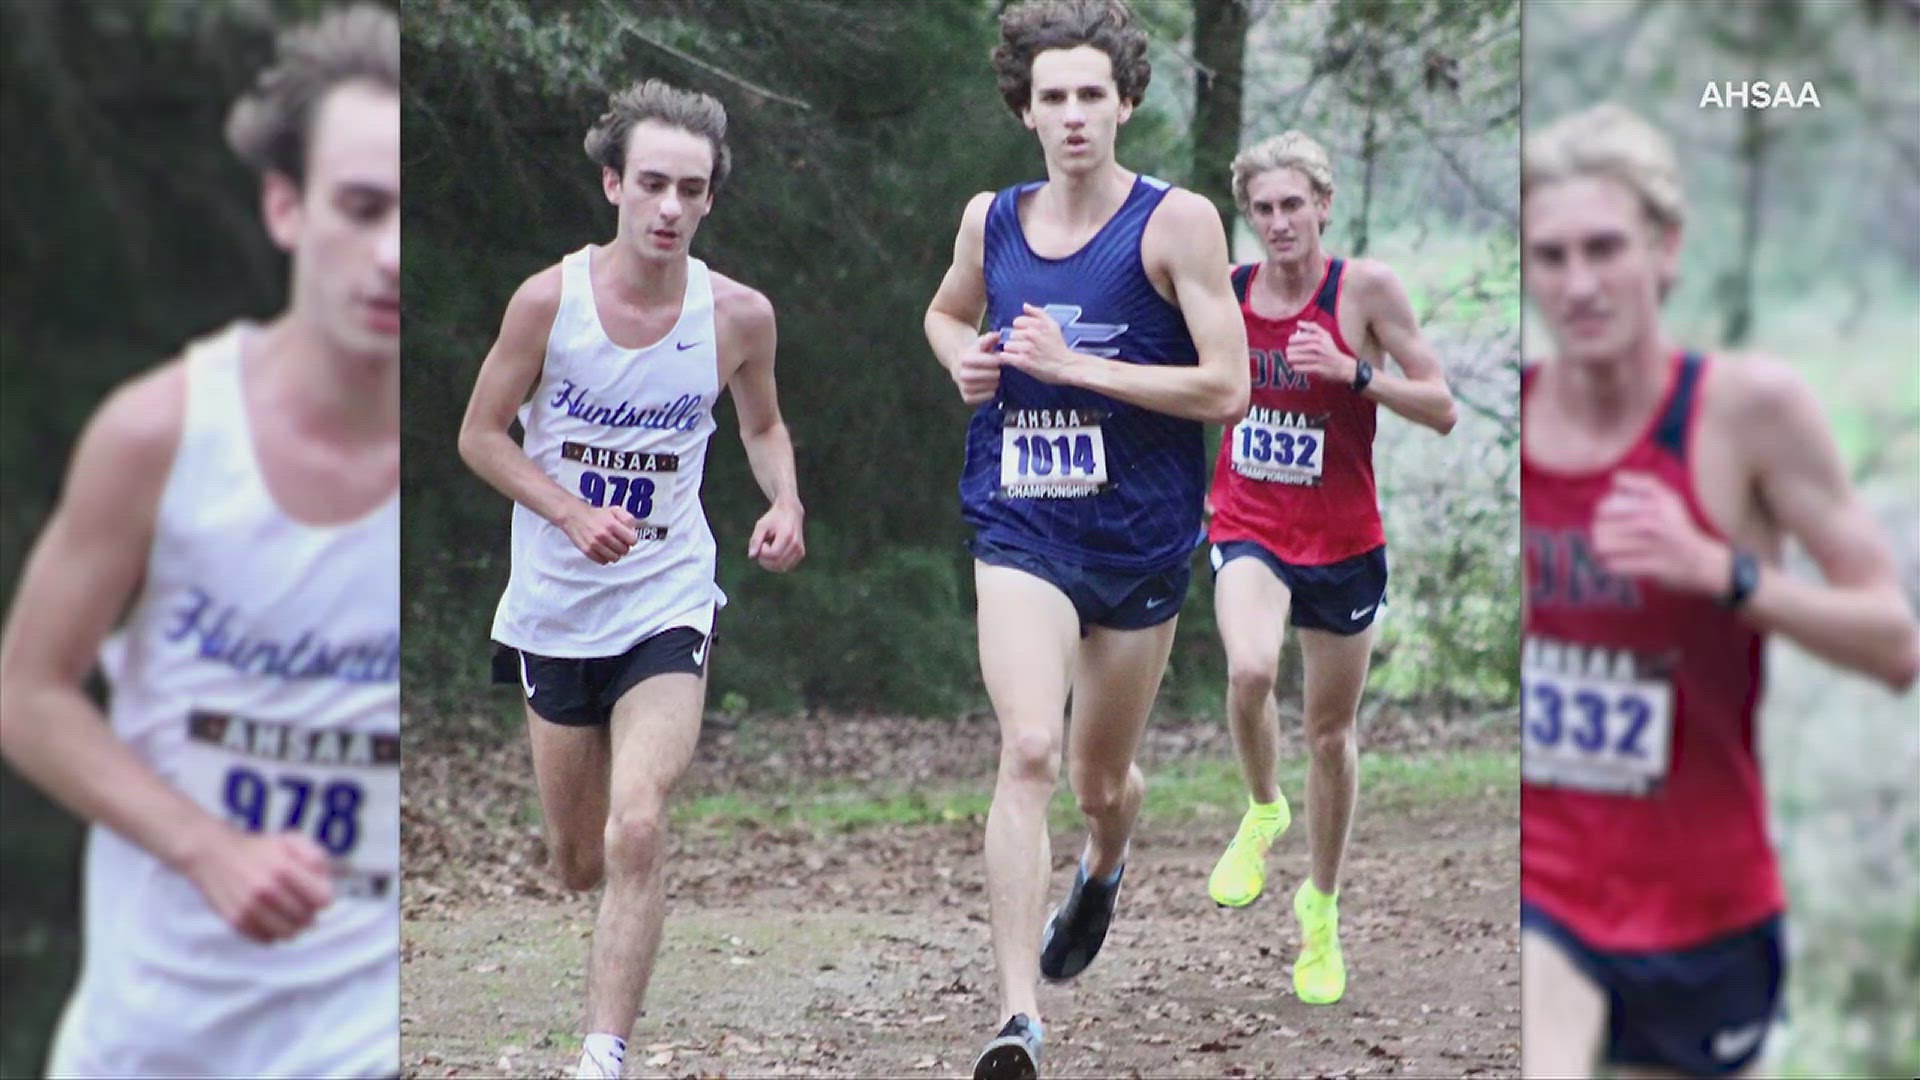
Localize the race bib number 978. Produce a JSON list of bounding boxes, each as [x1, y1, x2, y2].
[[560, 441, 676, 541], [179, 711, 401, 899], [1000, 408, 1109, 499], [1521, 637, 1674, 796]]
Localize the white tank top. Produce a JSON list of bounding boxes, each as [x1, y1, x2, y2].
[[491, 247, 726, 657], [47, 325, 400, 1079]]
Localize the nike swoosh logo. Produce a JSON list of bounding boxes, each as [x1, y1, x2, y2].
[[519, 653, 536, 699], [1349, 605, 1375, 620], [675, 341, 700, 351], [1144, 596, 1168, 609], [1712, 1022, 1766, 1061], [691, 638, 709, 666]]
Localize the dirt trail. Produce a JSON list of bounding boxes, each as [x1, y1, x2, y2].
[[402, 715, 1518, 1078]]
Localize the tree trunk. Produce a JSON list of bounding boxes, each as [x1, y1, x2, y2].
[[1722, 90, 1768, 345], [1352, 96, 1378, 257], [1191, 0, 1249, 223]]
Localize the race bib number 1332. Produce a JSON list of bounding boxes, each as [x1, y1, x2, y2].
[[1521, 637, 1674, 796]]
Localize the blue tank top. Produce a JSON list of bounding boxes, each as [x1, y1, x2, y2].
[[961, 175, 1204, 572]]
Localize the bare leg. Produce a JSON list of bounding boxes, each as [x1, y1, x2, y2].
[[1213, 557, 1293, 805], [1295, 625, 1374, 893], [1521, 928, 1607, 1079], [975, 563, 1080, 1026], [1068, 618, 1179, 878], [584, 671, 705, 1040], [524, 704, 612, 891]]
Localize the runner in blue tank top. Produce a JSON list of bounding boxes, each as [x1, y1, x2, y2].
[[922, 4, 1248, 1077]]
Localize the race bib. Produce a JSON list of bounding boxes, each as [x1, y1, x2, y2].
[[1521, 637, 1674, 796], [999, 408, 1109, 499], [1230, 407, 1325, 485], [179, 711, 401, 900], [560, 441, 676, 541]]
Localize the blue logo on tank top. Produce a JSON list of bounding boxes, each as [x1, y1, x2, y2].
[[1001, 305, 1129, 357], [548, 379, 705, 431], [163, 587, 399, 683]]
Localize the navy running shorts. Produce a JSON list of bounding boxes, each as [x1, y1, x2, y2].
[[1210, 541, 1388, 635], [971, 537, 1190, 635], [491, 625, 710, 727], [1521, 900, 1786, 1076]]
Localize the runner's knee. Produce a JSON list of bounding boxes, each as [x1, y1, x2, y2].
[[998, 726, 1061, 785], [1068, 765, 1139, 819], [549, 836, 605, 892], [602, 800, 668, 877], [1305, 716, 1355, 762], [1227, 654, 1278, 704]]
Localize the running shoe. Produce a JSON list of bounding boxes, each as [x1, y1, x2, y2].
[[1293, 878, 1346, 1004], [972, 1013, 1042, 1080], [1207, 794, 1292, 907], [1039, 861, 1123, 981]]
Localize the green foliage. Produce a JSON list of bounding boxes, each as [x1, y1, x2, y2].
[[400, 0, 1203, 729]]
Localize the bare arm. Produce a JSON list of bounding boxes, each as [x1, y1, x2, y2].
[[1736, 361, 1919, 689], [923, 192, 1003, 405], [0, 367, 331, 941], [719, 281, 805, 571], [1594, 359, 1920, 690], [1352, 262, 1457, 434], [456, 266, 638, 564], [1001, 189, 1249, 424]]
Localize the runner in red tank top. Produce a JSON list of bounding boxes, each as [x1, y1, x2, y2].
[[1200, 131, 1457, 1007], [1520, 104, 1919, 1080]]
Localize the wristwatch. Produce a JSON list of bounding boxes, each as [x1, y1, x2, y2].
[[1720, 547, 1759, 609], [1350, 359, 1374, 393]]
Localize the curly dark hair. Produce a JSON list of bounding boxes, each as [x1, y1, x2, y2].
[[990, 0, 1151, 118]]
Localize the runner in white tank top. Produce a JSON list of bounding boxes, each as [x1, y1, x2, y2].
[[490, 245, 726, 655], [457, 80, 804, 1080], [0, 9, 400, 1076], [51, 328, 400, 1078]]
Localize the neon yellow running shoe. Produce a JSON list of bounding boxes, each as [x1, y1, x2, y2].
[[1293, 879, 1345, 1004], [1207, 795, 1291, 907]]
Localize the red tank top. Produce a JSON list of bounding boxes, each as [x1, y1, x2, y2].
[[1207, 259, 1383, 564], [1521, 353, 1779, 952]]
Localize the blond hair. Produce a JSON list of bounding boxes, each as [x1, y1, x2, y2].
[[225, 4, 398, 187], [1523, 103, 1684, 231], [584, 80, 732, 193], [1231, 130, 1334, 217]]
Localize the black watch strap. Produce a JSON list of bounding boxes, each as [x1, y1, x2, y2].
[[1350, 359, 1374, 393], [1720, 547, 1759, 609]]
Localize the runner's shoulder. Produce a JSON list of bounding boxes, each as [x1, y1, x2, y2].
[[503, 262, 565, 335], [709, 271, 775, 337], [64, 357, 187, 507], [1146, 184, 1224, 231], [90, 359, 188, 468], [1700, 351, 1819, 427], [1336, 257, 1410, 308]]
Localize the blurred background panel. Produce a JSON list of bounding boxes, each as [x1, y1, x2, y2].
[[0, 1, 349, 1073], [1524, 2, 1920, 1074]]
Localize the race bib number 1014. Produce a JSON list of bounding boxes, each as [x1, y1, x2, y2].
[[1000, 408, 1109, 499]]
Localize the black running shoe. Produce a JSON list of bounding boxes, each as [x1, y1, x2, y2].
[[1039, 862, 1123, 981], [972, 1013, 1042, 1080]]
